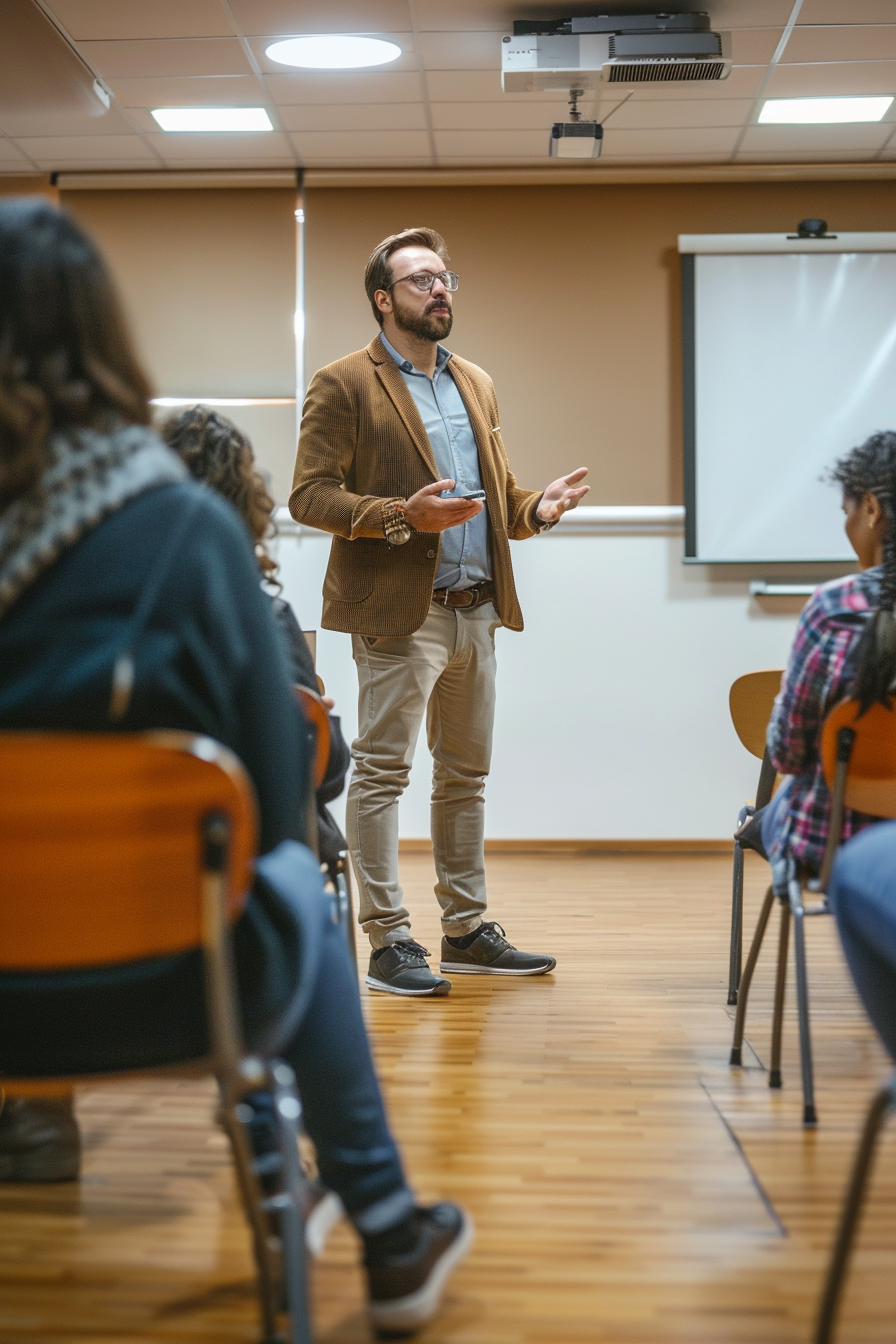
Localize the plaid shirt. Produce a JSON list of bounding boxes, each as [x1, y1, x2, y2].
[[765, 567, 881, 870]]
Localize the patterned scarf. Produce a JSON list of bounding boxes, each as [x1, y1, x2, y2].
[[0, 423, 187, 621]]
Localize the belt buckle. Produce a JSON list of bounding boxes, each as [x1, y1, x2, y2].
[[457, 587, 477, 608]]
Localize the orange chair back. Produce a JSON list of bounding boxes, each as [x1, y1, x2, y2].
[[295, 685, 330, 790], [0, 732, 257, 971], [729, 670, 784, 759], [821, 699, 896, 818]]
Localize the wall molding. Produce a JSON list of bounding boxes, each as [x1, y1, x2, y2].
[[398, 838, 730, 854], [56, 170, 298, 191], [274, 503, 684, 539], [305, 162, 896, 190]]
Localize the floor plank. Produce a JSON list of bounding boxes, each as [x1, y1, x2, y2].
[[1, 852, 893, 1342]]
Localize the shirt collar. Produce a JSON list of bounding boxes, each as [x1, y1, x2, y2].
[[379, 331, 451, 376]]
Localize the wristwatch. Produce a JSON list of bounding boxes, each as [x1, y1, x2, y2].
[[382, 499, 414, 546]]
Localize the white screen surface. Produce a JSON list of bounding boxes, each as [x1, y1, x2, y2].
[[692, 251, 896, 562]]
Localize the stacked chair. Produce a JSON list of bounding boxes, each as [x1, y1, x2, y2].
[[0, 731, 313, 1344]]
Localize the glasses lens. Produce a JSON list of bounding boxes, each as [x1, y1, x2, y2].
[[442, 271, 459, 291]]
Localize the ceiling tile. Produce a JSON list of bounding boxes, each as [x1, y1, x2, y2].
[[43, 0, 233, 40], [730, 28, 784, 64], [434, 128, 563, 157], [251, 33, 417, 73], [289, 128, 430, 158], [418, 31, 506, 70], [0, 101, 134, 138], [299, 155, 432, 166], [412, 2, 512, 33], [765, 59, 896, 96], [78, 38, 253, 79], [279, 103, 426, 131], [431, 100, 571, 129], [228, 0, 413, 36], [784, 25, 896, 64], [107, 75, 267, 107], [265, 72, 421, 103], [599, 150, 734, 162], [599, 126, 742, 155], [737, 147, 885, 160], [606, 98, 754, 129], [703, 0, 794, 26], [426, 70, 520, 101], [739, 121, 892, 151], [146, 131, 294, 160], [14, 133, 158, 161], [799, 0, 896, 22], [0, 139, 29, 162]]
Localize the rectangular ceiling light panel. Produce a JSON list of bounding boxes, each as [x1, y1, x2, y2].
[[151, 107, 273, 132], [759, 96, 893, 124]]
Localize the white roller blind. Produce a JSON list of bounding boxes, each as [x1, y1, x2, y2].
[[61, 186, 298, 500]]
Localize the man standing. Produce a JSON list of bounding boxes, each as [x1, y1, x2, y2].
[[290, 227, 588, 997]]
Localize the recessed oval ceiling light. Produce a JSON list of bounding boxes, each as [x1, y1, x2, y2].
[[265, 35, 401, 70]]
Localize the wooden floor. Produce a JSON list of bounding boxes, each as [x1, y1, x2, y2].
[[2, 852, 895, 1343]]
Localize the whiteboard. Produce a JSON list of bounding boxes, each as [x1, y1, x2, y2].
[[682, 247, 896, 563]]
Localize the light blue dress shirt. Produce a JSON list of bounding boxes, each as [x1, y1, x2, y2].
[[380, 331, 491, 591]]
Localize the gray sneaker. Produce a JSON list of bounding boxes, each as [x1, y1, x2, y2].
[[0, 1097, 81, 1182], [440, 922, 557, 976], [366, 941, 452, 996]]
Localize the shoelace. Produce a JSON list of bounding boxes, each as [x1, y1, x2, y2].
[[477, 921, 516, 951], [392, 939, 432, 964]]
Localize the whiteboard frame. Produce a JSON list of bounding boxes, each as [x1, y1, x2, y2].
[[680, 233, 896, 564]]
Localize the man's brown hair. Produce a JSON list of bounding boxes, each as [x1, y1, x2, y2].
[[364, 227, 449, 327]]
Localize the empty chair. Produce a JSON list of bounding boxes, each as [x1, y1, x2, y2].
[[727, 669, 783, 1004]]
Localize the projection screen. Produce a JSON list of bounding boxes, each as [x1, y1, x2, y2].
[[680, 232, 896, 564]]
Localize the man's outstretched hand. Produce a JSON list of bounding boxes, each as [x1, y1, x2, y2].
[[403, 479, 484, 533], [536, 467, 590, 524]]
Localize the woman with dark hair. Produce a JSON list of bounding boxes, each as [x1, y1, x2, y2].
[[0, 198, 469, 1334], [161, 404, 351, 856], [754, 431, 896, 886]]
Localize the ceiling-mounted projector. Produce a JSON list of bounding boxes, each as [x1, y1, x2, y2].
[[502, 13, 732, 89]]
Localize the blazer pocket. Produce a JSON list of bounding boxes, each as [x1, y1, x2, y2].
[[325, 536, 380, 603]]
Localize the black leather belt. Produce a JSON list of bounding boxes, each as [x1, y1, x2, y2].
[[432, 581, 495, 610]]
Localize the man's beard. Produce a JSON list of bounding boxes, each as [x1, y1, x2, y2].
[[392, 295, 453, 342]]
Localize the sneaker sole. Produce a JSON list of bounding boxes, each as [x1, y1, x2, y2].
[[306, 1191, 344, 1257], [369, 1209, 475, 1335], [438, 958, 557, 976], [365, 975, 452, 997]]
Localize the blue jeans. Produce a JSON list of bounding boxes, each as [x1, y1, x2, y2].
[[0, 841, 412, 1235], [759, 778, 797, 893], [829, 821, 896, 1062]]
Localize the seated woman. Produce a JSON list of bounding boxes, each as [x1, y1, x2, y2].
[[0, 198, 469, 1335], [757, 431, 896, 887], [160, 404, 350, 861]]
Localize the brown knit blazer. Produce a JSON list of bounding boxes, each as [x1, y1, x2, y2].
[[289, 337, 543, 637]]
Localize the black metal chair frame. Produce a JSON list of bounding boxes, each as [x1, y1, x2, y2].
[[814, 1071, 896, 1343], [728, 747, 777, 1004], [729, 726, 856, 1127]]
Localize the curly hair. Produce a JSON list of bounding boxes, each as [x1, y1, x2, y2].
[[364, 227, 449, 327], [161, 405, 279, 584], [829, 430, 896, 712], [0, 198, 153, 508]]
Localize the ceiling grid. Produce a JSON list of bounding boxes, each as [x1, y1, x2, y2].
[[0, 1, 893, 174]]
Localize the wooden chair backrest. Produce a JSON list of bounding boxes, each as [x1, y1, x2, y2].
[[729, 670, 784, 760], [821, 699, 896, 818], [0, 732, 257, 972], [295, 685, 330, 789]]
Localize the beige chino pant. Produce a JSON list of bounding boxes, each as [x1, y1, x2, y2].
[[347, 600, 500, 949]]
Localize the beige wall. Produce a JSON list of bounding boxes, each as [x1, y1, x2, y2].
[[0, 175, 56, 201], [61, 187, 297, 399], [305, 180, 896, 504]]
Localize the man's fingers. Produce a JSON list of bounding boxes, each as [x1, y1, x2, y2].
[[419, 478, 456, 497], [564, 467, 588, 484]]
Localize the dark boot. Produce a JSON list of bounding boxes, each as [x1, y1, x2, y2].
[[0, 1097, 81, 1182]]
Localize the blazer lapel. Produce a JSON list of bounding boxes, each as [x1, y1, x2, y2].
[[367, 339, 438, 478]]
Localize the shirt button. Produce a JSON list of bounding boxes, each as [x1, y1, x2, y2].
[[427, 549, 436, 559]]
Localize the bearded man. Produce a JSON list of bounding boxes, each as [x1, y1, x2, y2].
[[290, 227, 588, 996]]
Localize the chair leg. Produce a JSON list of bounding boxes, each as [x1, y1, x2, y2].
[[769, 900, 790, 1089], [731, 884, 776, 1066], [789, 876, 817, 1126], [218, 1077, 284, 1343], [814, 1078, 896, 1344], [334, 852, 357, 962], [729, 836, 746, 1005], [267, 1061, 313, 1344]]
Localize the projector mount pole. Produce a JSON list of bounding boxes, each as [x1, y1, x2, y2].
[[568, 88, 584, 122]]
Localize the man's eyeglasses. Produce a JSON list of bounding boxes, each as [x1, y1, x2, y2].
[[387, 270, 459, 293]]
